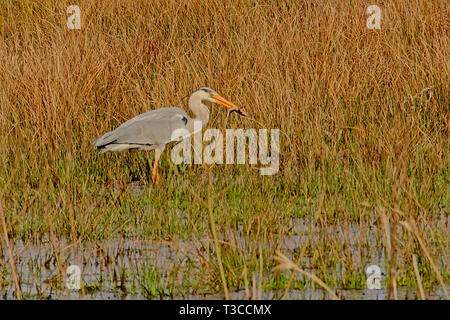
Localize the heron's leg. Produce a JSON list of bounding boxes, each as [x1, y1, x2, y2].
[[151, 146, 164, 184], [151, 151, 160, 184], [151, 161, 159, 184]]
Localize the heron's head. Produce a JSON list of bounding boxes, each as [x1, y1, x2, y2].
[[196, 87, 245, 116]]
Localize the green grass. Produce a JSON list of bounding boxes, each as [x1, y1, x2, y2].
[[0, 0, 449, 299]]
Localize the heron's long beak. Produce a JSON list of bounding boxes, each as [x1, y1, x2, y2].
[[212, 95, 239, 110]]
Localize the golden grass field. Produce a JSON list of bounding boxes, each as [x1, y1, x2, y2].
[[0, 0, 448, 299]]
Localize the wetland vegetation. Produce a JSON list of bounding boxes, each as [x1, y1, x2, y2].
[[0, 0, 448, 299]]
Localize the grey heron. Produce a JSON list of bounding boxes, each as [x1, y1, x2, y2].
[[93, 87, 246, 183]]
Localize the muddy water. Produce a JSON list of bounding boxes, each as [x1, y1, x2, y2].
[[0, 218, 448, 300]]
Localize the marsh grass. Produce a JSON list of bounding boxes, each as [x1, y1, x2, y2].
[[0, 0, 448, 299]]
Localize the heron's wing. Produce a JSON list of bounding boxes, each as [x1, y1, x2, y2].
[[93, 108, 190, 148], [116, 108, 188, 130]]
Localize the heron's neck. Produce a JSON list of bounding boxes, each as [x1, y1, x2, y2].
[[188, 94, 210, 126]]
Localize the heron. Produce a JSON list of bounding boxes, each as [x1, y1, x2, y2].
[[93, 87, 246, 183]]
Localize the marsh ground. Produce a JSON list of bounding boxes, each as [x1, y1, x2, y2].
[[0, 0, 448, 299]]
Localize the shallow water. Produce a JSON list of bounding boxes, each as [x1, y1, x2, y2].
[[0, 218, 448, 300]]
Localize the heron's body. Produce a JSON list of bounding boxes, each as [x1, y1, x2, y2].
[[94, 107, 191, 153], [93, 87, 243, 183]]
